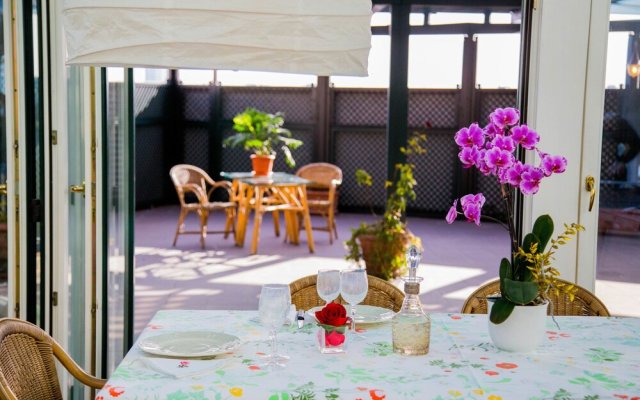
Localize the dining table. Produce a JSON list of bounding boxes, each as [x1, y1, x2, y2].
[[95, 309, 640, 399], [220, 172, 314, 255]]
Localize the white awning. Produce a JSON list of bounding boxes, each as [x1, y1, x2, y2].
[[62, 0, 372, 76]]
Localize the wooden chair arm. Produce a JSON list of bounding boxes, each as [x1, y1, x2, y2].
[[181, 183, 208, 204], [51, 340, 107, 390], [207, 181, 234, 201]]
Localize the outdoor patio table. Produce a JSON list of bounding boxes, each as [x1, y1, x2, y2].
[[220, 172, 314, 254], [95, 310, 640, 399]]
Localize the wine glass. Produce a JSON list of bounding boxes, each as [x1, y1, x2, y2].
[[340, 269, 368, 332], [317, 269, 341, 304], [258, 284, 290, 368]]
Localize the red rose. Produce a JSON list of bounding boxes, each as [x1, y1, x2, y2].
[[325, 330, 345, 346], [315, 302, 348, 327]]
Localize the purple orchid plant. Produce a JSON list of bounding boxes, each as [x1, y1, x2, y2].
[[447, 107, 566, 228], [446, 107, 579, 324]]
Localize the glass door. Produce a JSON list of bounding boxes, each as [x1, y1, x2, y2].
[[592, 8, 640, 317], [0, 0, 8, 318], [66, 65, 88, 399]]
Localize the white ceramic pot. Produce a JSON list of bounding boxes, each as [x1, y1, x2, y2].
[[487, 299, 548, 352]]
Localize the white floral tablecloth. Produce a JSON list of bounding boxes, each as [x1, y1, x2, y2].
[[96, 310, 640, 400]]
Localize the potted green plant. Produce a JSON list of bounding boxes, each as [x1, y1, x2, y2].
[[345, 134, 426, 280], [446, 107, 583, 352], [223, 107, 303, 176]]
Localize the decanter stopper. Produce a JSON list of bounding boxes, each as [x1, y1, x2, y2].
[[403, 245, 423, 295]]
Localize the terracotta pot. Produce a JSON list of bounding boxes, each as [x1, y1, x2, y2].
[[358, 231, 415, 280], [488, 299, 548, 352], [251, 154, 275, 176]]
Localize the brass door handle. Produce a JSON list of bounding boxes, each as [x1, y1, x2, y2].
[[585, 176, 596, 212], [0, 183, 6, 195], [70, 182, 86, 195]]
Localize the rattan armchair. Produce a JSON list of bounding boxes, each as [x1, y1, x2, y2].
[[290, 273, 405, 312], [295, 163, 342, 244], [0, 318, 106, 400], [170, 164, 236, 248], [461, 278, 610, 316]]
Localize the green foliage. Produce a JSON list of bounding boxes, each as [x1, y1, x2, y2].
[[223, 107, 303, 168], [491, 214, 585, 324], [344, 133, 427, 279]]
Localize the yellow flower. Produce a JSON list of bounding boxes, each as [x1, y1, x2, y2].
[[191, 385, 204, 391], [448, 390, 462, 397], [229, 387, 243, 397], [473, 389, 484, 395], [488, 395, 502, 400]]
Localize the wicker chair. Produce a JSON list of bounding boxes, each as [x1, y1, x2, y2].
[[290, 274, 405, 312], [0, 318, 106, 400], [295, 163, 342, 244], [170, 164, 236, 248], [461, 278, 610, 316]]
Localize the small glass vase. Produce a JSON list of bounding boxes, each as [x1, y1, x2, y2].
[[316, 326, 347, 354]]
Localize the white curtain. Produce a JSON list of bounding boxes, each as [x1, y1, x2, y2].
[[62, 0, 372, 76]]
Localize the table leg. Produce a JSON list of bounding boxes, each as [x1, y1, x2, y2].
[[299, 186, 315, 253], [235, 183, 252, 247], [250, 187, 265, 254]]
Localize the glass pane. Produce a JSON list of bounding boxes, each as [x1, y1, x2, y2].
[[0, 0, 7, 318], [66, 66, 86, 398], [332, 6, 390, 88], [408, 35, 464, 89], [596, 11, 640, 317], [104, 67, 129, 374], [216, 70, 316, 87], [476, 33, 521, 89], [331, 35, 391, 88]]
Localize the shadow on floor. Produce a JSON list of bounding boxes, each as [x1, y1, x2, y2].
[[133, 205, 639, 334]]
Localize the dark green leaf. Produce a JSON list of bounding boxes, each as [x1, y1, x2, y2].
[[489, 298, 515, 324], [503, 278, 538, 305], [522, 232, 540, 254], [532, 214, 554, 252]]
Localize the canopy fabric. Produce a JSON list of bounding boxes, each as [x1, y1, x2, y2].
[[62, 0, 372, 76]]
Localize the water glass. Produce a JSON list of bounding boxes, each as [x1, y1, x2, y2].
[[258, 284, 290, 368], [317, 269, 341, 304], [340, 269, 368, 331]]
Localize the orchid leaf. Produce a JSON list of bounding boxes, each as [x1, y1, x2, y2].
[[532, 214, 554, 253], [489, 298, 515, 324], [499, 258, 511, 294], [503, 278, 538, 305], [522, 233, 540, 255]]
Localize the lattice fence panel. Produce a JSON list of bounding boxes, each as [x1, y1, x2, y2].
[[221, 128, 252, 173], [184, 87, 215, 122], [136, 125, 165, 205], [334, 90, 387, 126], [477, 90, 517, 125], [408, 131, 458, 213], [221, 87, 313, 123], [408, 91, 459, 129], [603, 89, 620, 131], [184, 127, 210, 171], [334, 131, 386, 208], [134, 84, 165, 118]]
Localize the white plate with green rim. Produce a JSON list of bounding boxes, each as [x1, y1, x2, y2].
[[308, 305, 395, 325], [138, 331, 241, 358]]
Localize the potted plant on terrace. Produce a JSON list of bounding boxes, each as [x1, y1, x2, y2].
[[446, 107, 583, 352], [223, 107, 303, 176], [345, 134, 426, 280]]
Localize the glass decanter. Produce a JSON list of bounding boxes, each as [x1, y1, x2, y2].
[[392, 245, 431, 355]]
